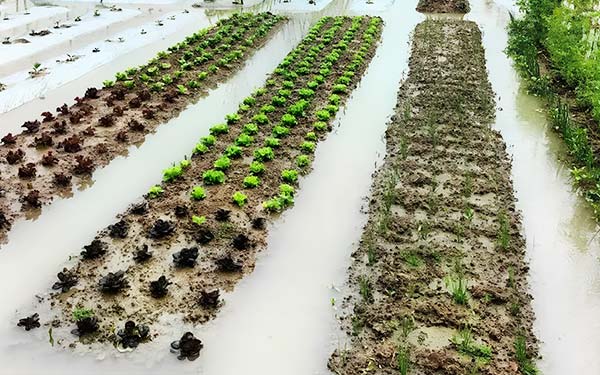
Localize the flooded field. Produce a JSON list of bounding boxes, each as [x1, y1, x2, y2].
[[1, 0, 599, 374]]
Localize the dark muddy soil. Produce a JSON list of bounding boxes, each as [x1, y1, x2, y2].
[[26, 16, 384, 350], [0, 13, 285, 240], [328, 20, 537, 375], [416, 0, 470, 13]]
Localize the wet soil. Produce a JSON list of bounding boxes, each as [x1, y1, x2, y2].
[[328, 19, 537, 374], [25, 15, 383, 350], [0, 12, 284, 241], [416, 0, 469, 13]]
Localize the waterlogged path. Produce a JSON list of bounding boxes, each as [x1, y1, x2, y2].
[[469, 1, 600, 373]]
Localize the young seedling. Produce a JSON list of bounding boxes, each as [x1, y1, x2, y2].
[[396, 345, 410, 375], [232, 191, 248, 207], [444, 274, 469, 305], [190, 186, 206, 200], [496, 211, 510, 250], [358, 275, 373, 303]]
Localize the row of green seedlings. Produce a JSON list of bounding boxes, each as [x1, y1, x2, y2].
[[146, 16, 382, 227], [102, 13, 284, 95]]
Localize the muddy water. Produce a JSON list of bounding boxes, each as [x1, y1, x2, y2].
[[469, 1, 600, 374], [0, 8, 235, 127], [190, 2, 421, 375], [0, 19, 308, 374]]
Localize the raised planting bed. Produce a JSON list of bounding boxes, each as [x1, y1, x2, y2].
[[416, 0, 470, 13], [0, 12, 285, 239], [19, 16, 384, 352], [328, 20, 538, 375]]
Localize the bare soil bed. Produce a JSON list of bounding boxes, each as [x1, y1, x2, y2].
[[328, 19, 538, 375], [416, 0, 470, 13], [20, 16, 384, 352], [0, 12, 284, 240]]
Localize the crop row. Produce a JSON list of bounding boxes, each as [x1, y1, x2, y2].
[[0, 12, 285, 238], [17, 16, 384, 352]]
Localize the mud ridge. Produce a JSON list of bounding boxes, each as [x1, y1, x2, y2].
[[416, 0, 470, 14], [328, 19, 538, 375]]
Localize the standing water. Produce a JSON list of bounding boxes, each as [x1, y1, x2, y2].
[[192, 1, 421, 374], [0, 19, 309, 374], [469, 1, 600, 374]]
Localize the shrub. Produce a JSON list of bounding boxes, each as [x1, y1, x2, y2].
[[214, 156, 231, 171], [298, 88, 315, 99], [163, 165, 184, 182], [254, 147, 275, 162], [190, 186, 206, 200], [332, 84, 347, 94], [288, 100, 309, 117], [232, 191, 248, 207], [243, 175, 260, 188], [210, 123, 229, 135], [235, 134, 254, 146], [243, 96, 256, 106], [225, 113, 241, 124], [224, 145, 243, 158], [300, 141, 316, 153], [278, 89, 292, 98], [249, 161, 265, 175], [329, 94, 341, 106], [296, 155, 310, 168], [192, 215, 206, 225], [316, 110, 331, 121], [243, 123, 259, 135], [272, 96, 286, 107], [325, 104, 339, 115], [203, 169, 225, 185], [264, 137, 280, 148], [201, 134, 216, 146], [313, 121, 327, 131], [281, 114, 297, 127], [253, 113, 269, 125], [281, 169, 298, 183], [148, 185, 164, 198], [260, 104, 276, 113]]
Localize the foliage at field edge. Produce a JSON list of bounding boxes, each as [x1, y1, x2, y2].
[[507, 0, 600, 219]]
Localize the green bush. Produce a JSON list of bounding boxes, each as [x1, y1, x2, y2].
[[264, 137, 281, 148], [272, 125, 290, 138], [190, 186, 206, 200], [236, 133, 254, 146], [243, 175, 260, 188], [241, 124, 258, 136], [281, 169, 298, 183], [163, 165, 184, 182], [210, 123, 229, 135], [214, 156, 232, 171], [203, 169, 225, 185], [201, 134, 216, 146], [148, 185, 164, 198], [249, 161, 265, 175], [297, 154, 310, 168], [300, 141, 316, 154], [232, 191, 248, 207], [281, 114, 297, 127], [254, 147, 275, 162], [225, 145, 243, 158]]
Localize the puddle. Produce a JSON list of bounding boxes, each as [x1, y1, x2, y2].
[[407, 326, 456, 350], [469, 1, 600, 374], [0, 18, 307, 374]]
